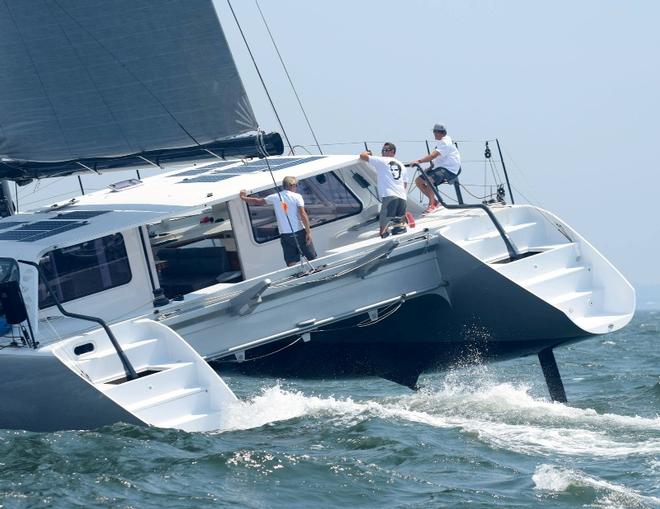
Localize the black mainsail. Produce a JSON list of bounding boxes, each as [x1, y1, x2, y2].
[[0, 0, 282, 182]]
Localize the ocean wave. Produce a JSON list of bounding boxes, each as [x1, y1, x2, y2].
[[533, 464, 660, 508], [214, 381, 660, 459]]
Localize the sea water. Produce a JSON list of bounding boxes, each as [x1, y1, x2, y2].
[[0, 311, 658, 508]]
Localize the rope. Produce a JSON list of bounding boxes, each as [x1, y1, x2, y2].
[[226, 0, 294, 154], [356, 301, 402, 327], [255, 0, 323, 155], [216, 336, 301, 363], [255, 132, 315, 271]]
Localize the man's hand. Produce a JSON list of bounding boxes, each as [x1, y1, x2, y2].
[[239, 189, 247, 200], [305, 232, 312, 245]]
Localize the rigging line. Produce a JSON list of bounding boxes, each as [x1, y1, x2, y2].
[[255, 132, 315, 271], [500, 146, 546, 207], [215, 337, 302, 363], [50, 0, 203, 150], [226, 0, 295, 154], [254, 0, 323, 155]]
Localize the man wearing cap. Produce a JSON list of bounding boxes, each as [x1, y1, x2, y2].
[[359, 142, 408, 237], [410, 124, 461, 214]]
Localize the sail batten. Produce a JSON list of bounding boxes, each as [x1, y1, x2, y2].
[[0, 0, 258, 166]]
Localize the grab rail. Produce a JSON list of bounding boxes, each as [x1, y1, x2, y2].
[[18, 260, 138, 381], [408, 164, 520, 261]]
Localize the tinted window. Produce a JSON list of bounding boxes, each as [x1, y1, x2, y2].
[[38, 234, 132, 309], [248, 172, 362, 243]]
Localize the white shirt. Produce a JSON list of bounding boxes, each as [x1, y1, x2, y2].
[[264, 190, 304, 234], [433, 135, 461, 174], [365, 156, 408, 200]]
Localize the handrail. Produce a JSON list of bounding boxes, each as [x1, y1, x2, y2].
[[408, 164, 520, 261], [18, 259, 138, 381]]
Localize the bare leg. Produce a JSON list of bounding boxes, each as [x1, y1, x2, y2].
[[415, 176, 438, 207]]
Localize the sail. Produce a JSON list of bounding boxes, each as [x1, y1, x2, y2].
[[0, 0, 259, 166]]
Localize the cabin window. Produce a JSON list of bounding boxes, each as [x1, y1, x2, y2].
[[148, 202, 244, 298], [247, 172, 362, 243], [38, 233, 132, 309]]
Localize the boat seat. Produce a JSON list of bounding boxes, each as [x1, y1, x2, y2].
[[158, 247, 230, 275], [157, 247, 238, 297]]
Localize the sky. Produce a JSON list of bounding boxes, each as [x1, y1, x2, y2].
[[209, 0, 660, 291], [12, 0, 660, 294]]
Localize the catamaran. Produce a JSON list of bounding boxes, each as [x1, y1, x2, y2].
[[0, 0, 634, 432]]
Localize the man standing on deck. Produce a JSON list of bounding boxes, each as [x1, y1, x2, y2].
[[410, 124, 462, 214], [239, 176, 317, 266], [359, 142, 408, 238]]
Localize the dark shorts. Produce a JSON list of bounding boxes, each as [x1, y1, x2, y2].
[[280, 229, 317, 265], [380, 196, 407, 230], [427, 166, 460, 185]]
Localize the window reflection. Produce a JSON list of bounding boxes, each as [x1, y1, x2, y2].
[[247, 172, 362, 243], [38, 234, 132, 309]]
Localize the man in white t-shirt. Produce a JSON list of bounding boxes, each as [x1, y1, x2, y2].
[[410, 124, 462, 214], [239, 176, 317, 266], [359, 142, 409, 237]]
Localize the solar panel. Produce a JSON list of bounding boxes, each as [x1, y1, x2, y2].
[[211, 164, 265, 174], [20, 222, 85, 241], [0, 221, 26, 231], [0, 220, 86, 242], [54, 210, 110, 220], [213, 156, 326, 174], [177, 156, 327, 183], [242, 156, 326, 172], [18, 220, 79, 230], [170, 161, 240, 177], [0, 230, 37, 241], [179, 174, 240, 184], [170, 167, 214, 177], [202, 161, 240, 170]]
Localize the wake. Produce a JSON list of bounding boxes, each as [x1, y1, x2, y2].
[[533, 464, 660, 508], [218, 377, 660, 459]]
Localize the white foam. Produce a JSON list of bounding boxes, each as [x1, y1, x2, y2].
[[215, 382, 660, 459], [533, 464, 660, 508]]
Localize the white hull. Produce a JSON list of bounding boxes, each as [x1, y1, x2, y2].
[[0, 155, 634, 430], [0, 319, 238, 432]]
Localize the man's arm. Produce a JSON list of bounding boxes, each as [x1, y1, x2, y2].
[[411, 149, 440, 166], [298, 206, 312, 243], [239, 189, 267, 206], [359, 150, 372, 162]]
